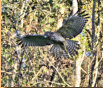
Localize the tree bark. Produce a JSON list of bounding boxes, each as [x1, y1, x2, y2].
[[88, 0, 99, 87], [72, 0, 84, 87]]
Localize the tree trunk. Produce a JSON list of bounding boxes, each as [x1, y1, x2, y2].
[[88, 0, 99, 87], [72, 0, 84, 87]]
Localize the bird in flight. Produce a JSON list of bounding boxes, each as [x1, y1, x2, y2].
[[17, 10, 89, 58]]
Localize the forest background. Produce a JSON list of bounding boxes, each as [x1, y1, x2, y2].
[[1, 0, 103, 87]]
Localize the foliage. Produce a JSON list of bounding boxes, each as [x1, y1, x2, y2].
[[1, 0, 103, 87]]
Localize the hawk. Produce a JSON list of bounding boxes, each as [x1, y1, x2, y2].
[[17, 10, 89, 58]]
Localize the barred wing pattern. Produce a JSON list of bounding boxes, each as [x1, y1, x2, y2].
[[51, 39, 80, 58], [17, 35, 54, 46], [17, 10, 89, 58], [57, 11, 89, 39]]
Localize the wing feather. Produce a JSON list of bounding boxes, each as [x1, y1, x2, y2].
[[56, 10, 89, 39], [17, 34, 54, 46]]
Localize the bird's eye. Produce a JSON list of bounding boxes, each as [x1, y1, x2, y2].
[[44, 35, 47, 38]]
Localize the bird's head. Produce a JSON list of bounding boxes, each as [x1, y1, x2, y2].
[[44, 31, 53, 38]]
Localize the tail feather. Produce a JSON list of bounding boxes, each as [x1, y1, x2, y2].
[[50, 39, 80, 58], [66, 40, 80, 56], [50, 44, 69, 58]]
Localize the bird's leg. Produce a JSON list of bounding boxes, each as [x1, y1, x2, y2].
[[64, 46, 68, 53], [61, 41, 69, 56]]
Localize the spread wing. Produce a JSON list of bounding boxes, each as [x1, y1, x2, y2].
[[56, 11, 89, 39], [17, 34, 54, 47]]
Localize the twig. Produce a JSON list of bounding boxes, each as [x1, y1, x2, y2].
[[46, 58, 72, 87]]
